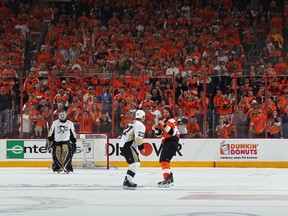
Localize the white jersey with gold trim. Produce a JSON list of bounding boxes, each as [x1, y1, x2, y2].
[[48, 119, 76, 142], [119, 120, 146, 151]]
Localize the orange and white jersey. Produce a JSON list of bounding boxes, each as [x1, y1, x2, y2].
[[156, 118, 180, 143]]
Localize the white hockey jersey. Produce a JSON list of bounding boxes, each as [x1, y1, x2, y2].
[[119, 120, 146, 152], [48, 119, 77, 142]]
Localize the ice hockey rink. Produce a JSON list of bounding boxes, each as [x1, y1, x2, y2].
[[1, 167, 288, 216]]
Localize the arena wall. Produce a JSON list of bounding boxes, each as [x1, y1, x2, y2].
[[0, 138, 288, 168]]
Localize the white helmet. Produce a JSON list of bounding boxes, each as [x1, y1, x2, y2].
[[58, 110, 67, 121], [135, 110, 145, 121]]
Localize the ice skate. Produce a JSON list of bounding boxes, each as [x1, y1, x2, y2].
[[123, 177, 137, 190], [158, 173, 174, 188]]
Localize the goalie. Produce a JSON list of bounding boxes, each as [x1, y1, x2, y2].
[[47, 110, 77, 173], [120, 110, 146, 190]]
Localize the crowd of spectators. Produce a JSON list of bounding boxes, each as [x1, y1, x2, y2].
[[0, 0, 288, 139]]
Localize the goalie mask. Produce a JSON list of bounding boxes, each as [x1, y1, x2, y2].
[[135, 110, 145, 121], [58, 110, 67, 121]]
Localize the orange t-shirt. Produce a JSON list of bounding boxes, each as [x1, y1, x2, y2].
[[274, 62, 287, 74], [250, 114, 266, 134], [187, 122, 200, 135], [198, 97, 209, 115], [213, 95, 222, 114], [277, 96, 288, 115], [270, 16, 283, 33], [78, 115, 94, 133], [144, 112, 155, 132], [36, 52, 51, 66], [268, 119, 281, 135], [7, 52, 22, 67], [182, 100, 199, 118], [28, 17, 43, 32], [216, 124, 230, 138], [36, 118, 45, 127]]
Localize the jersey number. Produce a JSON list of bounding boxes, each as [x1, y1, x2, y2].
[[123, 125, 133, 135]]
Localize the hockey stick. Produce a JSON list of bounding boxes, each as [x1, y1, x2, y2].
[[46, 121, 50, 133], [45, 121, 53, 150], [45, 121, 56, 171]]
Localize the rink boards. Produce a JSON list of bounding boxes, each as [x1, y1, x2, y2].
[[1, 138, 288, 168]]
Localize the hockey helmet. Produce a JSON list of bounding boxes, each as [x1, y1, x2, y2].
[[135, 109, 145, 121], [58, 110, 67, 121]]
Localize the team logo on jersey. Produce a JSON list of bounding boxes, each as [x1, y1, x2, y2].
[[58, 125, 68, 134], [138, 131, 145, 137]]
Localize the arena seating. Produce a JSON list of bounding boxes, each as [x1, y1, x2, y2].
[[0, 0, 287, 139]]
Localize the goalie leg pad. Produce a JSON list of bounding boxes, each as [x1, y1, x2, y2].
[[52, 145, 62, 172], [62, 143, 73, 172], [52, 142, 73, 173]]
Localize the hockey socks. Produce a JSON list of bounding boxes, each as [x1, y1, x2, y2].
[[123, 162, 140, 190], [158, 161, 174, 187], [160, 161, 171, 179]]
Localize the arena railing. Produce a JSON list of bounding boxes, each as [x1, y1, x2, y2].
[[17, 69, 286, 139]]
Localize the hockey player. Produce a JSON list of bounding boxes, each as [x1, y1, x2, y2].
[[153, 106, 180, 188], [47, 110, 77, 173], [120, 109, 146, 190]]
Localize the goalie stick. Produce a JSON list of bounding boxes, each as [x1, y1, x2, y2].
[[45, 121, 53, 150], [46, 121, 57, 171]]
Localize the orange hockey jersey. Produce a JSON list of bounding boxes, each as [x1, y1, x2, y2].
[[156, 118, 180, 143]]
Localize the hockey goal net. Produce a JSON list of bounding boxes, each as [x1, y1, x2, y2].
[[72, 133, 110, 169]]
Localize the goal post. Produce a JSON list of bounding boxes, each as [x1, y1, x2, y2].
[[72, 133, 110, 169]]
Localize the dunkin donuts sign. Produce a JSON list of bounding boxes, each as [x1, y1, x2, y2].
[[220, 140, 259, 160]]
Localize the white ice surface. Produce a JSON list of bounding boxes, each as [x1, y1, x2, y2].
[[0, 167, 288, 216]]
